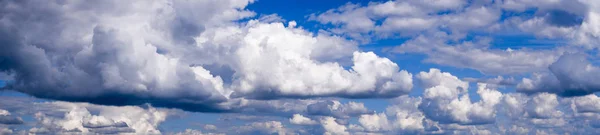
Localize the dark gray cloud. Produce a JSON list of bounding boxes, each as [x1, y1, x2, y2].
[[0, 116, 23, 125], [518, 53, 600, 96]]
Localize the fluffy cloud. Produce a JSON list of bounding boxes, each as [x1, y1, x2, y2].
[[418, 69, 503, 125], [0, 0, 255, 112], [320, 117, 349, 135], [289, 114, 317, 125], [517, 53, 600, 96], [309, 0, 475, 38], [0, 109, 23, 125], [3, 0, 600, 134], [0, 127, 12, 135], [0, 0, 414, 112], [30, 102, 169, 134], [358, 113, 391, 132], [310, 0, 600, 76], [572, 94, 600, 113], [230, 25, 413, 98], [306, 100, 371, 118]]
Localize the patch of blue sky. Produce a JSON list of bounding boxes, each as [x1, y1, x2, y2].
[[0, 89, 31, 98], [246, 0, 387, 33], [159, 112, 222, 133], [490, 34, 569, 49], [500, 7, 538, 21]]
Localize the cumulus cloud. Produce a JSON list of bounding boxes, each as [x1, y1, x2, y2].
[[306, 100, 371, 118], [572, 94, 600, 113], [517, 53, 600, 96], [320, 117, 349, 135], [3, 0, 600, 134], [29, 102, 169, 134], [289, 114, 317, 125], [358, 113, 391, 132], [0, 0, 414, 112], [418, 69, 503, 125], [0, 109, 23, 125]]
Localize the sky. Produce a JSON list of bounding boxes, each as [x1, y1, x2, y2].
[[1, 0, 600, 134]]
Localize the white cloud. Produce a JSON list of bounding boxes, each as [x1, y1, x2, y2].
[[0, 127, 12, 135], [306, 100, 371, 118], [0, 109, 8, 116], [418, 68, 469, 99], [418, 69, 503, 125], [358, 113, 391, 132], [32, 102, 169, 134], [0, 109, 23, 125], [394, 35, 566, 75], [321, 117, 349, 135], [0, 0, 414, 113], [230, 22, 413, 98], [289, 114, 317, 125], [171, 129, 224, 135], [572, 94, 600, 113], [526, 93, 562, 119]]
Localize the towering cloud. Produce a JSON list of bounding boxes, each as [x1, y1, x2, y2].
[[0, 0, 413, 112]]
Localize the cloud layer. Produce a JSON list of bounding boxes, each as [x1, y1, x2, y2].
[[2, 0, 600, 134]]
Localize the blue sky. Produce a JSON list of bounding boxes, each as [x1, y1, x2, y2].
[[1, 0, 600, 134]]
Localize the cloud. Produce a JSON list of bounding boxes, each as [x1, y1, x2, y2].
[[418, 69, 503, 125], [289, 114, 317, 125], [0, 96, 173, 134], [525, 93, 563, 119], [517, 53, 600, 96], [320, 117, 349, 135], [170, 129, 224, 135], [0, 0, 254, 112], [0, 0, 414, 112], [358, 113, 391, 132], [310, 0, 600, 76], [572, 94, 600, 113], [306, 100, 371, 119], [233, 121, 292, 135], [309, 0, 473, 39], [30, 102, 170, 134], [0, 127, 12, 135], [3, 0, 600, 134], [463, 76, 517, 87], [0, 109, 23, 125], [393, 35, 566, 75]]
